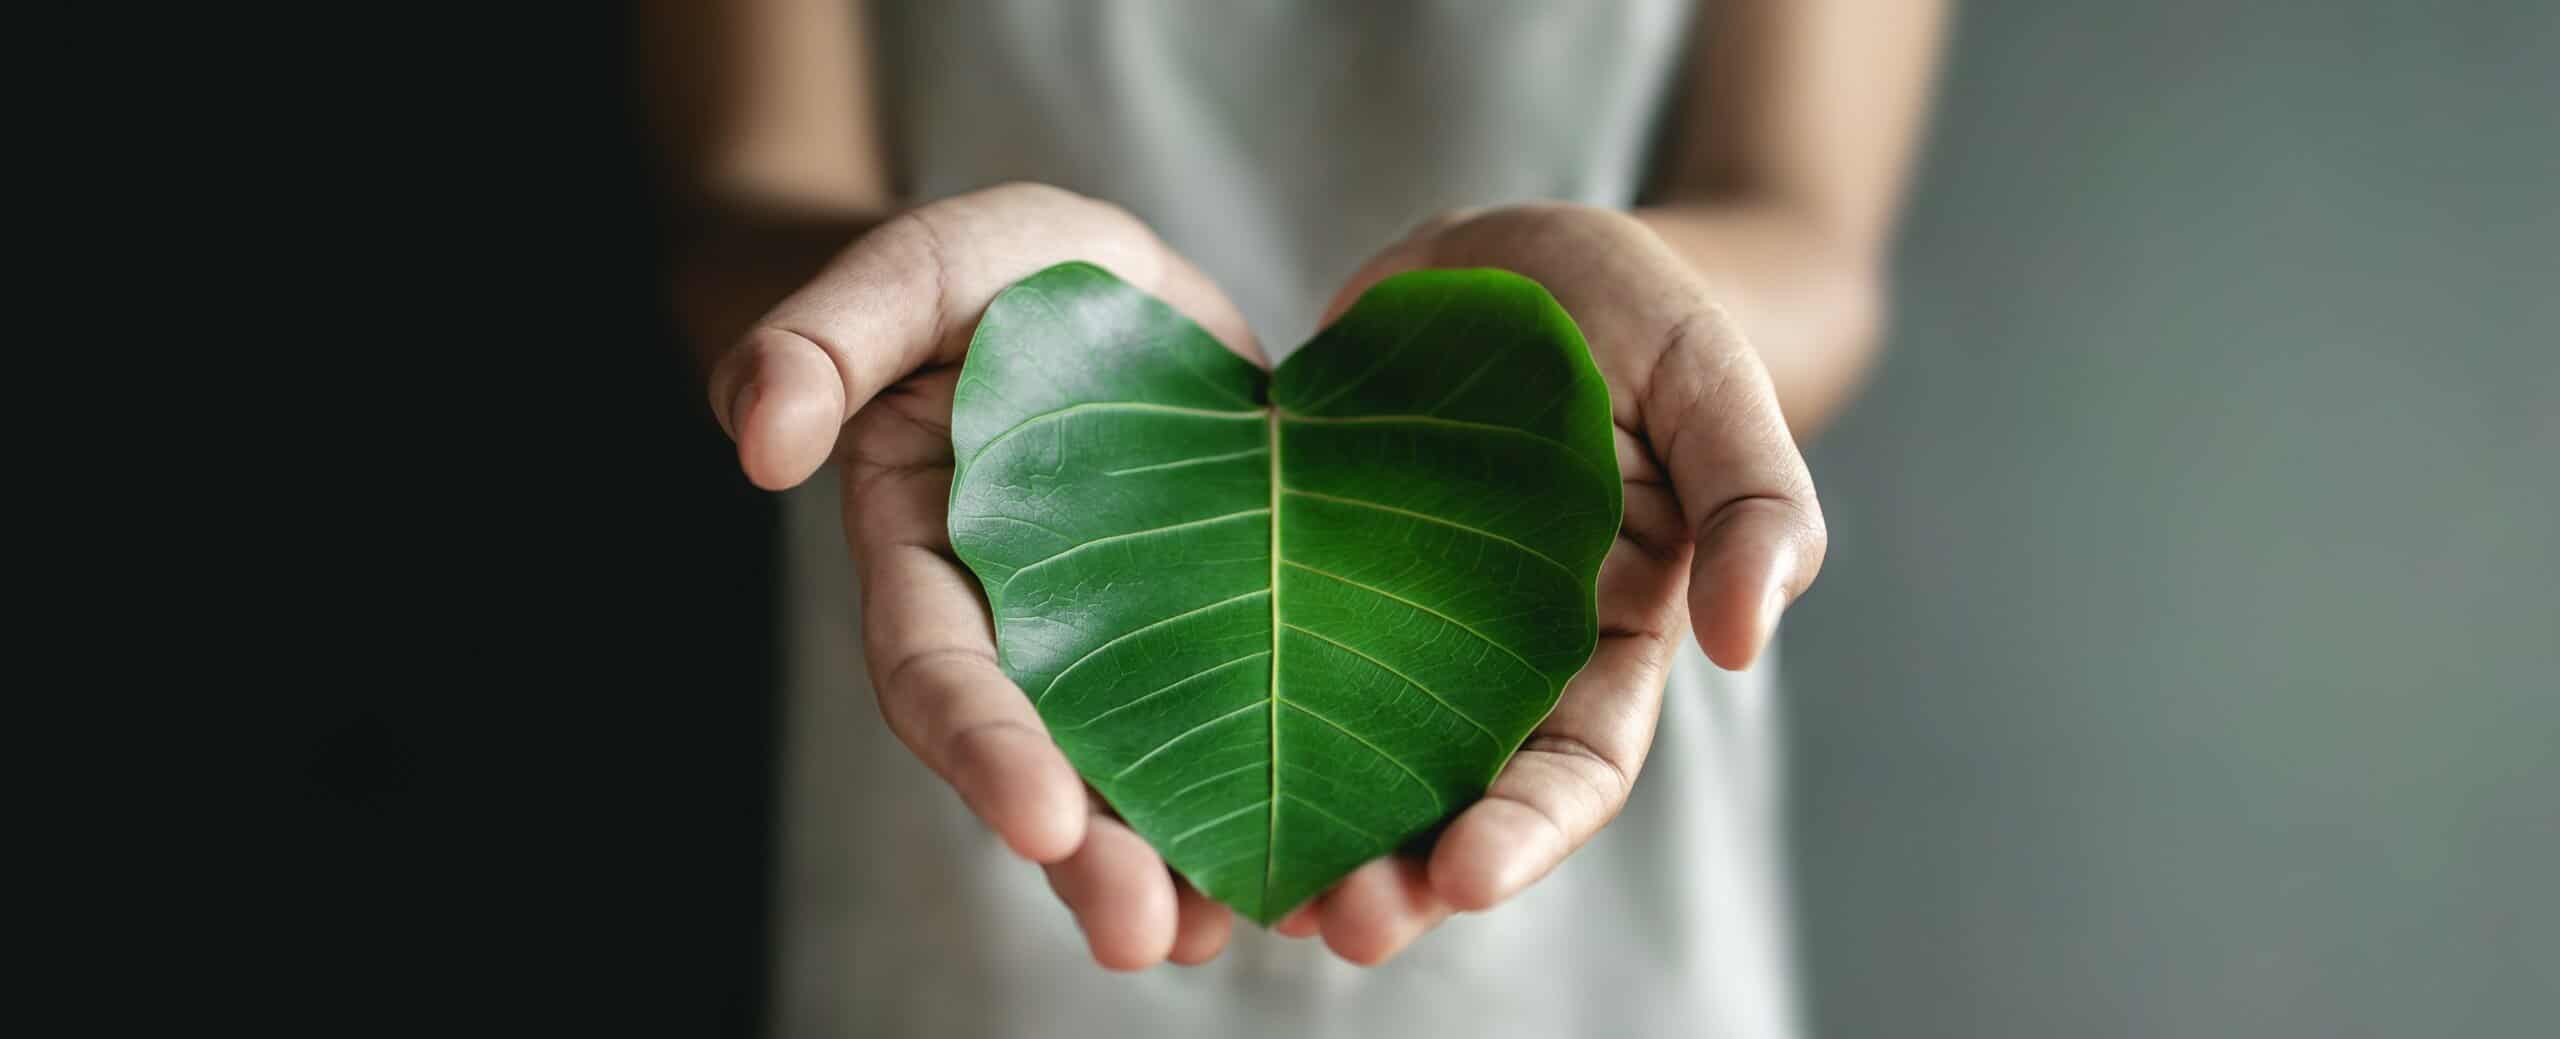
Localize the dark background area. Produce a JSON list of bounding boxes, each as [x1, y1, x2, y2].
[[320, 3, 2554, 1035], [304, 11, 781, 1033]]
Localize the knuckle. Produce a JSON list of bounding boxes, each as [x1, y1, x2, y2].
[[978, 181, 1140, 229], [1410, 205, 1485, 238], [941, 716, 1039, 778], [1073, 191, 1144, 228], [970, 182, 1165, 279], [1518, 734, 1634, 828], [853, 210, 959, 331], [1484, 199, 1588, 223], [865, 205, 946, 264], [979, 179, 1082, 207], [1484, 200, 1641, 240], [840, 459, 950, 527], [1664, 305, 1749, 367], [737, 321, 827, 363], [871, 646, 996, 718]]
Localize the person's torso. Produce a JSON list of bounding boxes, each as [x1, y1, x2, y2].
[[876, 0, 1694, 350], [775, 4, 1801, 1036]]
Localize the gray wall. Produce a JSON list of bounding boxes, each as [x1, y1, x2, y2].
[[1785, 3, 2559, 1036]]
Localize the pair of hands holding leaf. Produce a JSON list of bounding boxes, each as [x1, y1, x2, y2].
[[709, 182, 1826, 969]]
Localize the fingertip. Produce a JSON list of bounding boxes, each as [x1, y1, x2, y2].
[[1749, 582, 1799, 670], [1273, 903, 1321, 938], [949, 723, 1087, 863], [729, 331, 850, 490], [1046, 822, 1178, 972], [1092, 945, 1162, 972], [1092, 940, 1167, 973], [1168, 883, 1235, 966], [1320, 932, 1391, 966], [1694, 595, 1768, 672], [1319, 859, 1447, 966], [1426, 851, 1504, 913], [1002, 795, 1088, 866], [1693, 563, 1792, 672], [1428, 802, 1561, 912], [714, 378, 754, 442], [736, 379, 842, 490], [1690, 506, 1819, 671]]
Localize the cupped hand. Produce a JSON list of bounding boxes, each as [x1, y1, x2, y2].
[[712, 190, 1824, 971], [1271, 204, 1828, 964], [709, 182, 1261, 970]]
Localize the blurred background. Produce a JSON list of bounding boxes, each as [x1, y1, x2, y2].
[[360, 1, 2555, 1035], [1787, 3, 2556, 1036]]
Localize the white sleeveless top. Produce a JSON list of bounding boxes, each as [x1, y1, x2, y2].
[[773, 3, 1800, 1035]]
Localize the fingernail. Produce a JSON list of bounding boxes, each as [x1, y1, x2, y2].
[[1758, 580, 1791, 654], [724, 381, 761, 439]]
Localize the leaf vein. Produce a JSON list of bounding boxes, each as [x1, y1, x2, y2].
[[1292, 290, 1460, 412], [1057, 651, 1270, 731], [1167, 799, 1271, 846], [1281, 562, 1550, 685], [1280, 792, 1388, 844], [962, 400, 1266, 476], [1281, 623, 1501, 749], [1279, 698, 1445, 812], [968, 514, 1077, 540], [1187, 848, 1268, 877], [1001, 508, 1269, 593], [1111, 701, 1264, 780], [1420, 330, 1514, 416], [1157, 761, 1266, 807], [1277, 410, 1569, 450], [1101, 445, 1270, 476], [1282, 488, 1578, 579], [1159, 330, 1262, 407], [1035, 589, 1269, 705]]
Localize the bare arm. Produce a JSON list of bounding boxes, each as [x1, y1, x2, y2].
[[635, 0, 895, 362], [1641, 0, 1949, 436]]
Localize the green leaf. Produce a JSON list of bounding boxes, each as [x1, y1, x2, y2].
[[947, 262, 1621, 925]]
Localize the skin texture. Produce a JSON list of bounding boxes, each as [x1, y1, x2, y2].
[[643, 0, 1945, 971]]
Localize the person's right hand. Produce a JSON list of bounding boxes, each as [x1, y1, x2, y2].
[[708, 182, 1264, 970]]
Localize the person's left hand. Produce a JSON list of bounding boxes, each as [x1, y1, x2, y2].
[[1269, 203, 1829, 964]]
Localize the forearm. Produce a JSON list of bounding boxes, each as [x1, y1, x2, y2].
[[1633, 203, 1886, 439], [637, 0, 894, 370], [1634, 0, 1942, 438]]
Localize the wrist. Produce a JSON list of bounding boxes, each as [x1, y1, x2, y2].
[[1629, 203, 1887, 439]]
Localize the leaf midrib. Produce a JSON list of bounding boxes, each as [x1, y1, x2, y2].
[[1262, 406, 1284, 914]]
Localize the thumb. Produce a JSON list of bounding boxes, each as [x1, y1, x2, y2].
[[1644, 307, 1828, 670], [710, 326, 855, 491], [704, 182, 1260, 491], [704, 203, 952, 492]]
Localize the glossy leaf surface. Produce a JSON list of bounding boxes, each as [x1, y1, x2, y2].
[[948, 262, 1620, 924]]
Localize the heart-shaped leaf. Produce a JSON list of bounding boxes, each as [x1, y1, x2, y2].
[[947, 262, 1621, 924]]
